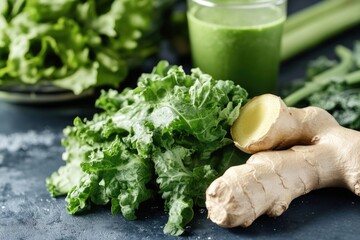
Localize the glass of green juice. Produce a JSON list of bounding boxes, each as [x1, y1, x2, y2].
[[187, 0, 287, 97]]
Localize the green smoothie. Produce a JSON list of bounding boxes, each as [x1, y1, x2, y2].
[[187, 5, 285, 96]]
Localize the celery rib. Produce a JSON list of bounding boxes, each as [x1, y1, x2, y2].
[[283, 0, 347, 33], [281, 0, 360, 61]]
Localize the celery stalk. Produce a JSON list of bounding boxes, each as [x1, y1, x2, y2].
[[281, 0, 360, 61], [283, 0, 346, 33]]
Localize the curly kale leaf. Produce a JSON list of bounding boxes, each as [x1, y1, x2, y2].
[[0, 0, 170, 93], [283, 42, 360, 130], [47, 61, 248, 235], [308, 82, 360, 130]]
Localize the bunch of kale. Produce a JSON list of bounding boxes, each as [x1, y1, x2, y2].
[[283, 41, 360, 130], [47, 61, 248, 235], [0, 0, 173, 94]]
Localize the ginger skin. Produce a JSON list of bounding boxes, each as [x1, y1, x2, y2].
[[206, 94, 360, 228]]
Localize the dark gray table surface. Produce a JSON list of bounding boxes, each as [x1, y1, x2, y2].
[[1, 1, 360, 239]]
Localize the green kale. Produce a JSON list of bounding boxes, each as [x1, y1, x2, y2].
[[46, 61, 248, 235], [308, 82, 360, 130], [0, 0, 174, 94], [283, 41, 360, 130]]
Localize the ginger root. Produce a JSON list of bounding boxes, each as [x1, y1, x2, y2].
[[206, 94, 360, 228]]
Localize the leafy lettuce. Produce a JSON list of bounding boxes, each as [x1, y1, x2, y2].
[[0, 0, 173, 94], [47, 61, 248, 235]]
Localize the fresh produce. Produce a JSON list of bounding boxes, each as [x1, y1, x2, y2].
[[46, 61, 248, 235], [206, 94, 360, 228], [282, 0, 360, 60], [0, 0, 174, 94], [283, 42, 360, 130]]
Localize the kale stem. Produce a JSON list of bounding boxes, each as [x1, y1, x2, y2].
[[284, 46, 353, 107], [345, 70, 360, 85], [313, 46, 353, 82], [283, 81, 321, 107], [284, 70, 360, 107]]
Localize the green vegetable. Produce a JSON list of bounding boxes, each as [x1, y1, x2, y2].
[[46, 61, 248, 235], [308, 83, 360, 129], [282, 0, 360, 61], [283, 42, 360, 130], [0, 0, 173, 94], [145, 0, 360, 62]]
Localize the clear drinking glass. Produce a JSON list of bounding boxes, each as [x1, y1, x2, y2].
[[187, 0, 287, 96]]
